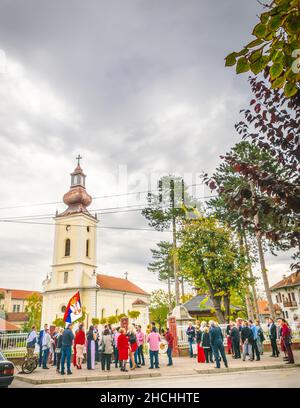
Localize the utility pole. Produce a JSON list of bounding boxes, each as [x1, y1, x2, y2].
[[170, 179, 180, 306], [249, 181, 275, 319]]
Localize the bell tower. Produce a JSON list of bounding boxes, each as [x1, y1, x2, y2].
[[41, 156, 99, 326]]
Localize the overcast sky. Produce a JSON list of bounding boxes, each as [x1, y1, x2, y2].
[[0, 0, 292, 295]]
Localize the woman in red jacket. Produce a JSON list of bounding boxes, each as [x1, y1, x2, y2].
[[280, 318, 294, 364], [117, 328, 129, 372], [74, 324, 86, 369]]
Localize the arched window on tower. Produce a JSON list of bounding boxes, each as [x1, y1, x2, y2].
[[86, 239, 90, 257], [65, 239, 71, 256]]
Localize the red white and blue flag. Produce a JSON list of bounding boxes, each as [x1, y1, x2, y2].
[[63, 291, 83, 323]]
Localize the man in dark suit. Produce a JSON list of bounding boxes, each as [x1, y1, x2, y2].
[[268, 317, 279, 357], [230, 323, 241, 358], [209, 321, 228, 368], [38, 323, 48, 367]]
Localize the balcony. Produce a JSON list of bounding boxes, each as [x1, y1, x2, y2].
[[283, 300, 298, 308]]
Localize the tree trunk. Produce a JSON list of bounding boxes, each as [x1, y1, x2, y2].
[[242, 228, 259, 319], [223, 294, 231, 323], [204, 277, 226, 324], [181, 276, 185, 298], [249, 181, 275, 319], [245, 288, 254, 321], [167, 275, 172, 313], [172, 214, 180, 306]]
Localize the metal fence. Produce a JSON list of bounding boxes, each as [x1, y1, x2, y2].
[[0, 332, 28, 358], [176, 323, 300, 348]]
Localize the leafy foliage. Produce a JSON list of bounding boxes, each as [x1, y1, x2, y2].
[[127, 310, 141, 320], [177, 215, 250, 323], [52, 317, 65, 328], [23, 293, 43, 332], [149, 289, 176, 328], [225, 0, 300, 95]]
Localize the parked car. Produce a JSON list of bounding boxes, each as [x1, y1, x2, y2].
[[0, 351, 14, 388]]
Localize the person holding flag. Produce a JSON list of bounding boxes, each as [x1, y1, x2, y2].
[[60, 291, 83, 375]]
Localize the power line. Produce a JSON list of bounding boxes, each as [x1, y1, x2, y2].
[[0, 182, 205, 211], [0, 194, 217, 221], [0, 219, 173, 232]]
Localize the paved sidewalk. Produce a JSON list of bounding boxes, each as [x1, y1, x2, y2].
[[15, 351, 300, 385]]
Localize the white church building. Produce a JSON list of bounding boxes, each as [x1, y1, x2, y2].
[[41, 158, 150, 328]]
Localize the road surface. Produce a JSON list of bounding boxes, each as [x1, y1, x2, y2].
[[10, 367, 300, 388]]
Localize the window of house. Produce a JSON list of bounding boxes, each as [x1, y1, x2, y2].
[[61, 305, 66, 313], [64, 271, 68, 284], [291, 292, 295, 301], [13, 304, 20, 313], [101, 308, 105, 319], [276, 295, 279, 303], [86, 239, 90, 257], [279, 293, 282, 302], [65, 239, 71, 256], [87, 226, 90, 232]]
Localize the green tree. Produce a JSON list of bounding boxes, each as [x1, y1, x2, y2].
[[142, 176, 200, 305], [128, 310, 141, 321], [107, 315, 118, 325], [23, 293, 43, 332], [91, 318, 100, 325], [178, 215, 250, 323], [225, 0, 300, 96], [148, 241, 174, 308], [149, 289, 176, 329], [52, 317, 65, 328]]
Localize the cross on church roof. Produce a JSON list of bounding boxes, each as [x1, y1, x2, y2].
[[76, 154, 82, 166], [124, 272, 128, 280]]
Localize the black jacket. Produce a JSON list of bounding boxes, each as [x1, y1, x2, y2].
[[196, 330, 202, 344], [269, 323, 277, 340], [230, 326, 240, 342], [201, 332, 211, 348], [241, 326, 254, 344]]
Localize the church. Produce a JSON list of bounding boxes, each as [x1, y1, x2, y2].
[[41, 158, 150, 328]]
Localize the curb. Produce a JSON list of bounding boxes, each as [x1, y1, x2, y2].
[[194, 363, 300, 375], [15, 371, 161, 385]]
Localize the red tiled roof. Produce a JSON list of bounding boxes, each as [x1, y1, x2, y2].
[[96, 274, 149, 295], [0, 318, 21, 332], [257, 299, 281, 314], [132, 298, 148, 306], [6, 312, 28, 322], [0, 288, 41, 300], [270, 272, 300, 291]]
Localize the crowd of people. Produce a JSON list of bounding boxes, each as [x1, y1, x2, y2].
[[26, 321, 174, 375], [185, 317, 295, 368], [25, 316, 295, 375]]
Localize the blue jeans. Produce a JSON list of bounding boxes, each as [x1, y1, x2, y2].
[[149, 350, 159, 368], [129, 349, 139, 368], [61, 345, 72, 373], [188, 339, 194, 357], [38, 345, 43, 367], [167, 347, 173, 365], [212, 340, 228, 368], [138, 345, 145, 365], [42, 347, 49, 368]]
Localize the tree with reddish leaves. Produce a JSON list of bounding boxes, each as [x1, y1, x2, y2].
[[229, 78, 300, 271], [206, 140, 298, 319]]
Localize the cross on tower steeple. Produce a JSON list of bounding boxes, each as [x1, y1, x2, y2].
[[124, 272, 128, 280], [76, 154, 82, 166]]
